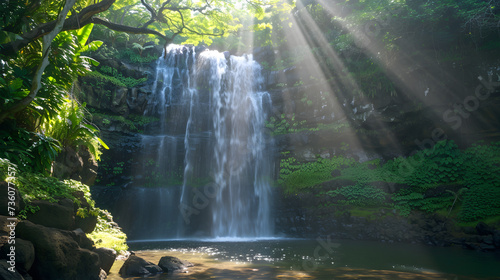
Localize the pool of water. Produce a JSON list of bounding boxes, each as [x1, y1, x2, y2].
[[106, 239, 500, 279]]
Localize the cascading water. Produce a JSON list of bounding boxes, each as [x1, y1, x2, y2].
[[137, 45, 273, 239]]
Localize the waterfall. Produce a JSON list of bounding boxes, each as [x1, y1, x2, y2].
[[138, 45, 273, 239]]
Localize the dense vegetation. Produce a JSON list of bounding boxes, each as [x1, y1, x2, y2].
[[278, 140, 500, 223]]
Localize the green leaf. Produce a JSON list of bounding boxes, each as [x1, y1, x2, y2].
[[97, 138, 109, 150], [76, 23, 94, 47]]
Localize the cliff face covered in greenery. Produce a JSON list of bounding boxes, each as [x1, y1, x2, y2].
[[255, 0, 500, 247], [1, 1, 500, 278]]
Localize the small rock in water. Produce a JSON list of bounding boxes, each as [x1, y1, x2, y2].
[[158, 256, 194, 273], [119, 255, 162, 277]]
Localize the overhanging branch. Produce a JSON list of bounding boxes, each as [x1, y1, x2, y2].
[[0, 0, 116, 56], [91, 17, 173, 44]]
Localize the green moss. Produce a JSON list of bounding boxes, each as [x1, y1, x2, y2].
[[89, 209, 128, 253], [278, 154, 356, 193]]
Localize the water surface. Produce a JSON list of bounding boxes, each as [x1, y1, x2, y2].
[[107, 239, 500, 279]]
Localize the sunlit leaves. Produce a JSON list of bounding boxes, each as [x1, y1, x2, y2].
[[0, 123, 61, 175], [42, 99, 108, 161]]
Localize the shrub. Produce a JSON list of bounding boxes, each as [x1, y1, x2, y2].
[[327, 183, 387, 207]]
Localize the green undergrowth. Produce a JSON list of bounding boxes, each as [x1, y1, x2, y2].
[[329, 206, 396, 221], [327, 183, 388, 207], [0, 158, 128, 253], [92, 112, 159, 133], [265, 114, 351, 136], [121, 48, 158, 64], [278, 140, 500, 222], [84, 66, 147, 88], [456, 215, 500, 228], [278, 151, 356, 192]]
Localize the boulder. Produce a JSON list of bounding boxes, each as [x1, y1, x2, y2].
[[94, 247, 116, 274], [17, 221, 101, 280], [75, 215, 98, 236], [75, 215, 98, 234], [0, 260, 25, 280], [52, 146, 98, 186], [119, 255, 162, 277], [71, 228, 95, 250], [26, 200, 75, 230], [157, 256, 193, 273], [0, 238, 35, 272], [78, 146, 99, 186], [72, 191, 98, 233]]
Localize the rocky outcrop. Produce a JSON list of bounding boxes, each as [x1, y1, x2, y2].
[[275, 188, 500, 252], [117, 254, 195, 277], [0, 238, 35, 273], [0, 189, 114, 280], [17, 220, 101, 280], [119, 254, 162, 277], [25, 199, 75, 231], [52, 146, 98, 186]]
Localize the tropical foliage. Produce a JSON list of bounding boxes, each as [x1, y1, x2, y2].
[[279, 140, 500, 222]]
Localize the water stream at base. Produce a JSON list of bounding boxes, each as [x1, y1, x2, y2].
[[137, 45, 274, 239]]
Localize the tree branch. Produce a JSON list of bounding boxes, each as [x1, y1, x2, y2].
[[140, 0, 159, 28], [0, 0, 116, 56], [90, 17, 173, 44]]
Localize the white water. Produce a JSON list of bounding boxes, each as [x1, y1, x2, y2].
[[140, 45, 273, 239]]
